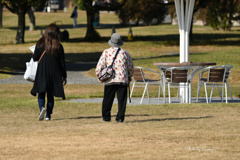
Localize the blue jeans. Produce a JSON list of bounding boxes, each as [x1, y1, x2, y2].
[[38, 92, 54, 118]]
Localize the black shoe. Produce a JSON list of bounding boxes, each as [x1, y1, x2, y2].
[[117, 119, 123, 123], [103, 119, 111, 122], [45, 114, 51, 121]]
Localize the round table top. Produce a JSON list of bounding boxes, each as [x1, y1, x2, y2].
[[153, 62, 216, 66]]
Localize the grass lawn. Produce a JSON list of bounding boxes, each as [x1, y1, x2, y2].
[[0, 84, 240, 159], [0, 9, 240, 159]]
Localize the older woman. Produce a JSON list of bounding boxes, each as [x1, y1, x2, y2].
[[96, 33, 134, 123]]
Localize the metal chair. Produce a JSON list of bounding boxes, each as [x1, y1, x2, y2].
[[130, 66, 163, 104], [196, 65, 233, 103], [158, 66, 193, 104]]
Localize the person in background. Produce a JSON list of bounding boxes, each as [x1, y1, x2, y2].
[[96, 33, 134, 123], [31, 23, 67, 121], [71, 6, 78, 28]]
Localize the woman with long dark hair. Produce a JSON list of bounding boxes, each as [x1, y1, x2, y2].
[[31, 23, 67, 121]]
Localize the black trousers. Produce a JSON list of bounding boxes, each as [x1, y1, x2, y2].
[[102, 85, 127, 122]]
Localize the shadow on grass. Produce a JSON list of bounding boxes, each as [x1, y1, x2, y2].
[[53, 114, 152, 121], [127, 34, 240, 46], [0, 52, 102, 73], [4, 21, 240, 44], [0, 51, 210, 74], [128, 116, 213, 123], [6, 22, 142, 32], [6, 24, 88, 31], [132, 52, 208, 60], [59, 34, 240, 47], [53, 115, 213, 122]]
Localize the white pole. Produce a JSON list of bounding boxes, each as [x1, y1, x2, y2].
[[185, 0, 195, 62], [179, 0, 185, 102], [186, 0, 195, 103], [185, 0, 189, 27], [179, 0, 185, 63], [180, 0, 185, 63], [174, 0, 195, 103], [174, 0, 182, 31], [185, 0, 190, 102], [187, 0, 195, 32]]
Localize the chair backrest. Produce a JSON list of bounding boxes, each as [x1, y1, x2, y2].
[[223, 65, 233, 82], [208, 68, 225, 82], [207, 65, 233, 82], [133, 68, 144, 82], [158, 66, 191, 83], [171, 69, 188, 83], [199, 65, 233, 83], [160, 68, 171, 79]]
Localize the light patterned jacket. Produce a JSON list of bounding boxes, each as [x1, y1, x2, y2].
[[96, 47, 134, 85]]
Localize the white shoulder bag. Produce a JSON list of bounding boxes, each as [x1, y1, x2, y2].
[[24, 48, 46, 82]]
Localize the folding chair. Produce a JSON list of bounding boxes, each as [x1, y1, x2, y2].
[[196, 65, 233, 103], [130, 66, 163, 104]]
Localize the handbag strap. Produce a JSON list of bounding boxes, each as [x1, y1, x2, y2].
[[129, 85, 131, 103], [38, 50, 46, 63], [109, 48, 121, 68]]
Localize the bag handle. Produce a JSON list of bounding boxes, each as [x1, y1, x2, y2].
[[109, 48, 121, 68], [129, 85, 131, 103], [38, 50, 46, 63]]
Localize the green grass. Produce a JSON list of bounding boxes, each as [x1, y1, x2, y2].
[[1, 9, 240, 159], [1, 9, 240, 95]]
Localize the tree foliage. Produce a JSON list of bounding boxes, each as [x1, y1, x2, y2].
[[0, 2, 3, 27], [1, 0, 47, 43], [72, 0, 85, 10], [118, 0, 171, 26], [168, 0, 208, 41], [73, 0, 128, 41], [207, 0, 239, 31], [1, 0, 46, 13]]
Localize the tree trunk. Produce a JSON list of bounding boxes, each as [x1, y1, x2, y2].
[[0, 3, 3, 27], [227, 13, 233, 31], [83, 0, 127, 40], [27, 7, 35, 31], [85, 9, 94, 39], [136, 17, 139, 26], [84, 6, 100, 41], [215, 2, 223, 30], [15, 8, 26, 44], [227, 0, 234, 31]]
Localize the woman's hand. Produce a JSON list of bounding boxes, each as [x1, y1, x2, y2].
[[63, 78, 67, 85]]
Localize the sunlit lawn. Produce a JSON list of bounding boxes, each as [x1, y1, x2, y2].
[[0, 84, 240, 159], [1, 9, 240, 96], [0, 9, 240, 160]]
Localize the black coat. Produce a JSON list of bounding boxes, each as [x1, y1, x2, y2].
[[31, 43, 67, 99]]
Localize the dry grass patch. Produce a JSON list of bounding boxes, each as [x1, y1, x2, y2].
[[0, 98, 240, 159], [0, 84, 240, 160]]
